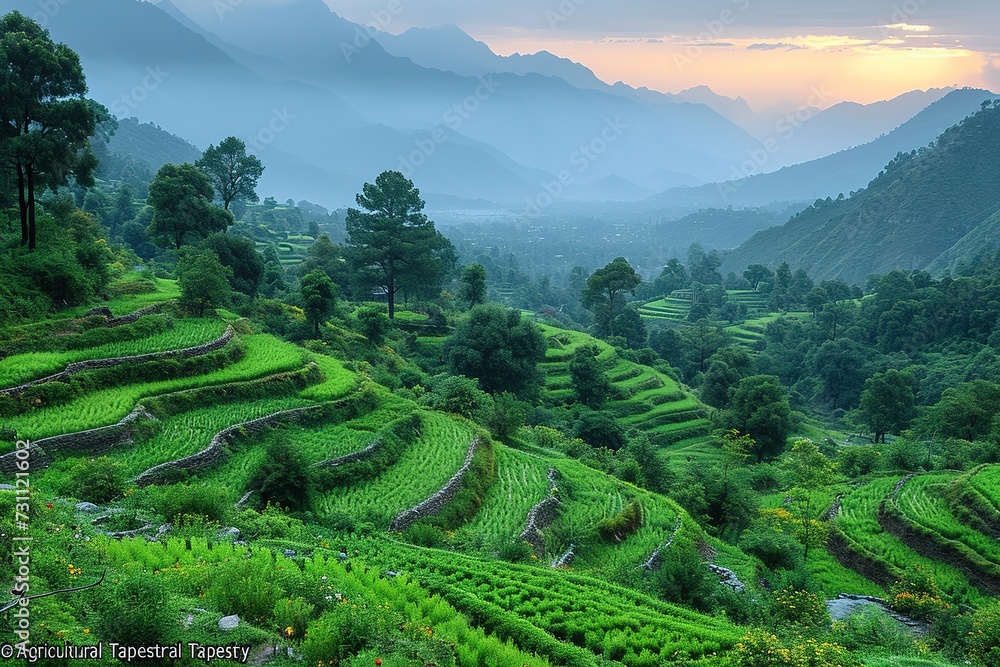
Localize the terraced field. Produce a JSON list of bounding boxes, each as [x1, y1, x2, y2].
[[637, 296, 691, 322], [0, 318, 230, 387], [537, 325, 711, 446], [315, 411, 479, 525], [888, 473, 1000, 591], [835, 476, 984, 603], [724, 311, 810, 345]]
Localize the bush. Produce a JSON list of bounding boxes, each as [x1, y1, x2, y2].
[[250, 437, 315, 512], [54, 457, 126, 505], [739, 526, 804, 571], [154, 483, 229, 525], [91, 571, 178, 646], [597, 502, 643, 542], [206, 557, 286, 625], [273, 597, 315, 640], [835, 606, 916, 655], [301, 603, 402, 666], [574, 410, 627, 451]]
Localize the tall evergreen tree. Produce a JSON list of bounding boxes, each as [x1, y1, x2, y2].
[[346, 171, 454, 319]]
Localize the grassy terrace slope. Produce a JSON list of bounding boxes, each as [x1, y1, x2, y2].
[[538, 325, 711, 446], [835, 476, 984, 604]]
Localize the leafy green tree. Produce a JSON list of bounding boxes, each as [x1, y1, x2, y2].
[[652, 258, 689, 296], [177, 248, 233, 317], [610, 305, 648, 349], [923, 380, 1000, 442], [687, 243, 723, 285], [460, 263, 488, 307], [743, 264, 774, 291], [300, 269, 337, 337], [251, 438, 314, 512], [569, 344, 612, 408], [200, 233, 265, 296], [726, 375, 791, 461], [701, 346, 753, 409], [355, 304, 390, 346], [147, 163, 232, 250], [785, 439, 836, 559], [0, 11, 108, 250], [444, 304, 546, 396], [813, 338, 869, 409], [109, 183, 138, 237], [196, 137, 264, 211], [583, 257, 642, 337], [346, 171, 454, 319], [857, 370, 916, 443]]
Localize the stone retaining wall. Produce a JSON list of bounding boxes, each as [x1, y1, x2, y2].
[[314, 437, 382, 470], [389, 439, 482, 532], [0, 324, 235, 397], [552, 544, 576, 568], [0, 407, 154, 475], [520, 468, 561, 557], [107, 305, 162, 327], [827, 531, 894, 587], [132, 405, 323, 487]]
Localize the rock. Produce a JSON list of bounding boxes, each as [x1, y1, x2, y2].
[[0, 484, 15, 491], [707, 565, 746, 593], [219, 615, 240, 631], [219, 527, 240, 540], [282, 549, 297, 559], [158, 524, 172, 535], [184, 614, 194, 628], [75, 502, 100, 513]]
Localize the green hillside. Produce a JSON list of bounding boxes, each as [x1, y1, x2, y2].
[[724, 102, 1000, 284]]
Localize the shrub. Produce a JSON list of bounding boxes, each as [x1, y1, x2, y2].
[[834, 606, 916, 656], [301, 603, 402, 666], [206, 557, 285, 625], [273, 597, 315, 640], [53, 457, 126, 504], [91, 571, 178, 646], [154, 483, 229, 525], [739, 526, 804, 571], [250, 437, 315, 512], [597, 502, 643, 542], [652, 538, 717, 612]]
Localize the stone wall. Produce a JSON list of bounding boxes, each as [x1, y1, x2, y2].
[[827, 531, 894, 587], [107, 305, 162, 327], [389, 439, 482, 532], [0, 324, 235, 397], [0, 407, 153, 475], [132, 405, 323, 487], [314, 437, 382, 470], [552, 544, 576, 568], [520, 468, 561, 557]]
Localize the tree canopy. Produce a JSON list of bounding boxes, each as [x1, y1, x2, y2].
[[583, 257, 642, 337], [0, 11, 108, 250], [147, 163, 232, 250], [195, 137, 265, 211], [445, 304, 547, 397], [346, 171, 455, 319]]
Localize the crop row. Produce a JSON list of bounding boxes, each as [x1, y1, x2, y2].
[[315, 412, 477, 526], [0, 318, 228, 388], [894, 473, 1000, 567], [380, 542, 741, 666], [836, 476, 982, 603], [2, 334, 308, 441], [458, 447, 553, 548]]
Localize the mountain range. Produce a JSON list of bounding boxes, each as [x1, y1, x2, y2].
[[8, 0, 989, 212]]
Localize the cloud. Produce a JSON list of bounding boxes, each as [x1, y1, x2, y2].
[[747, 42, 807, 51], [882, 23, 933, 32]]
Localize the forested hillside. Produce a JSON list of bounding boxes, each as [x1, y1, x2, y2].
[[724, 101, 1000, 284]]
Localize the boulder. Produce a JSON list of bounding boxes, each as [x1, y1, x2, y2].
[[219, 615, 240, 631], [75, 502, 100, 513]]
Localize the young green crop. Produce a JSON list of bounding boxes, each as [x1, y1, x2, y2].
[[315, 412, 477, 527], [0, 318, 229, 388], [2, 334, 308, 442], [836, 476, 983, 603]]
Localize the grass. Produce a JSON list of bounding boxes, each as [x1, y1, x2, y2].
[[0, 318, 228, 387], [1, 334, 308, 443], [835, 476, 983, 604]]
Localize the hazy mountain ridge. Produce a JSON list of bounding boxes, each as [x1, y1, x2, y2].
[[722, 102, 1000, 284]]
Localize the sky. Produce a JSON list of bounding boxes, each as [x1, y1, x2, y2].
[[324, 0, 1000, 109]]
